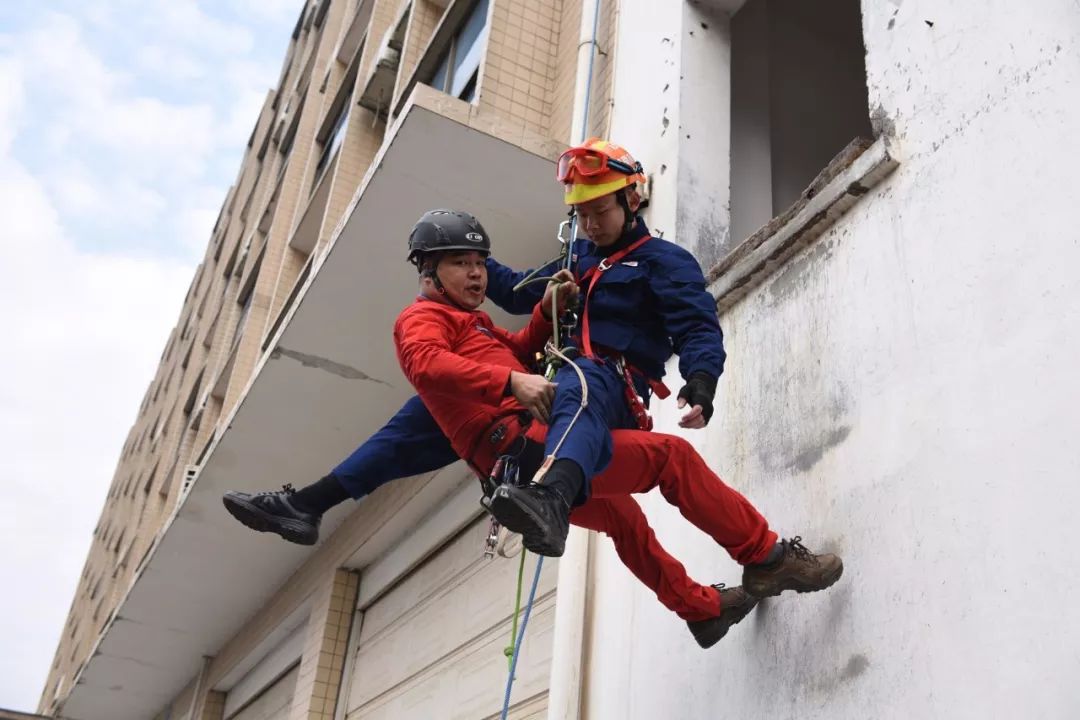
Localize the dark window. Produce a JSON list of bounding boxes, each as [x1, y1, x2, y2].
[[429, 0, 489, 101], [729, 0, 872, 248]]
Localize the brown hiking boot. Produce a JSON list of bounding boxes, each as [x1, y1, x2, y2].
[[686, 584, 759, 649], [742, 536, 843, 597]]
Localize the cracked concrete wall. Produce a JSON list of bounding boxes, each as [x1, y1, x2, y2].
[[604, 0, 684, 240], [583, 0, 1080, 717], [606, 0, 732, 266], [675, 1, 732, 270]]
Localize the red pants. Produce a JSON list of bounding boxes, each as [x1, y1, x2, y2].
[[516, 426, 777, 622]]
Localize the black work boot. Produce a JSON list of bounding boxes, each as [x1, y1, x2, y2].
[[222, 484, 321, 546], [488, 484, 570, 557], [686, 584, 759, 649], [488, 459, 582, 557], [742, 536, 843, 597]]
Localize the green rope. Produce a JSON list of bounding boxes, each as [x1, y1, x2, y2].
[[504, 549, 528, 668]]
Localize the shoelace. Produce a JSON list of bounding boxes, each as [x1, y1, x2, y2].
[[711, 582, 748, 600], [784, 536, 818, 564], [253, 483, 295, 498], [709, 583, 755, 612]]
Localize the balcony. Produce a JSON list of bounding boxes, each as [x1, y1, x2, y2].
[[56, 85, 565, 720]]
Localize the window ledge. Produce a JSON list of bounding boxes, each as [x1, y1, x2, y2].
[[708, 134, 900, 312], [392, 0, 475, 119]]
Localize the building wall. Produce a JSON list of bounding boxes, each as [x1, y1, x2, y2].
[[584, 0, 1080, 718]]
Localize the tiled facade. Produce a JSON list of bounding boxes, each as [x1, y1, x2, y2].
[[286, 570, 359, 720], [481, 0, 562, 137], [40, 0, 615, 716]]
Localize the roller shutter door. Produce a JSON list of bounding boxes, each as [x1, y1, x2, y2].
[[227, 663, 300, 720], [344, 518, 558, 719]]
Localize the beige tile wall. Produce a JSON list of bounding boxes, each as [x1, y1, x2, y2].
[[357, 0, 410, 89], [287, 569, 360, 720], [480, 0, 562, 138], [317, 107, 387, 254], [394, 0, 443, 109], [550, 0, 581, 144], [199, 690, 227, 720], [587, 0, 618, 140]]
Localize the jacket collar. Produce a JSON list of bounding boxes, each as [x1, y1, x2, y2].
[[593, 216, 650, 258]]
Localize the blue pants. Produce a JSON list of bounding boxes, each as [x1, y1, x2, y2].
[[546, 357, 637, 499], [331, 395, 458, 498], [332, 361, 636, 502]]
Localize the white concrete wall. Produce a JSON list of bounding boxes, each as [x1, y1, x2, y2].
[[606, 0, 685, 240], [585, 0, 1080, 717]]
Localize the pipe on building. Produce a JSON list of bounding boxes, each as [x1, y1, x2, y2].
[[546, 3, 602, 719]]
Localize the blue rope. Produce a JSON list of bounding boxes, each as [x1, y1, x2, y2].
[[499, 554, 545, 719], [499, 4, 600, 716]]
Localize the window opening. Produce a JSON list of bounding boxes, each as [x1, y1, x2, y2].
[[729, 0, 872, 248], [429, 0, 489, 101]]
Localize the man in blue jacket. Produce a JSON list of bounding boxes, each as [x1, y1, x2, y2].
[[485, 138, 725, 556], [225, 139, 722, 556]]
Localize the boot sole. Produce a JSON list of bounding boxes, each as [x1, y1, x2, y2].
[[689, 600, 758, 649], [488, 487, 565, 557], [744, 561, 844, 598], [222, 495, 318, 546]]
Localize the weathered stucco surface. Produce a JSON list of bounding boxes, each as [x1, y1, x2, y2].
[[586, 0, 1080, 717]]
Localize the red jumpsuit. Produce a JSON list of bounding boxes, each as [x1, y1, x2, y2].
[[394, 297, 777, 621]]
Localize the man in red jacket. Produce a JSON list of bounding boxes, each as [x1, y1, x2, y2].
[[394, 209, 843, 648]]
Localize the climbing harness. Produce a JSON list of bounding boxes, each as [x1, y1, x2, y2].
[[575, 234, 672, 430]]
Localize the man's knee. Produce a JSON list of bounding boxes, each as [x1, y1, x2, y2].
[[660, 433, 695, 458]]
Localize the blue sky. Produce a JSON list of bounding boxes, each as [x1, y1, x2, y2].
[[0, 1, 301, 711]]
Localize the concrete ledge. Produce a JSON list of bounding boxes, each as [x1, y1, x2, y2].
[[0, 710, 53, 720], [708, 134, 900, 313]]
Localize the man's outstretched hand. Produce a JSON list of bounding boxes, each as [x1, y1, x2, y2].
[[677, 372, 717, 429]]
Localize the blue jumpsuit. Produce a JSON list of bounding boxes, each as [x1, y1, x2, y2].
[[332, 217, 725, 500]]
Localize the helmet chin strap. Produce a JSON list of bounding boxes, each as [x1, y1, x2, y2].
[[421, 264, 474, 311], [615, 188, 635, 234], [421, 267, 447, 294]]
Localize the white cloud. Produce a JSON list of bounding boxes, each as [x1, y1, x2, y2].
[[228, 0, 304, 26], [20, 12, 125, 109], [0, 145, 193, 717], [0, 2, 299, 710], [86, 97, 217, 172], [135, 42, 209, 83], [0, 56, 25, 153], [224, 86, 272, 143], [48, 162, 169, 231], [148, 0, 256, 55]]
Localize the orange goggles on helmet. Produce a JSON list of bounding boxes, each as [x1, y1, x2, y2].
[[556, 147, 642, 183]]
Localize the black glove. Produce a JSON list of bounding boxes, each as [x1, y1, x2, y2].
[[676, 372, 717, 424]]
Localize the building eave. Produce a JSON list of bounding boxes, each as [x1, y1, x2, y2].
[[59, 87, 566, 720]]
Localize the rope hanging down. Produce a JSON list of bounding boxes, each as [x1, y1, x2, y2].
[[500, 554, 545, 720], [504, 550, 527, 668], [499, 0, 602, 711]]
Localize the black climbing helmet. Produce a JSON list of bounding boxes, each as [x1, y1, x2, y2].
[[407, 209, 491, 270]]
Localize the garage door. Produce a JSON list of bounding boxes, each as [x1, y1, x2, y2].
[[227, 663, 300, 720], [344, 518, 559, 719]]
